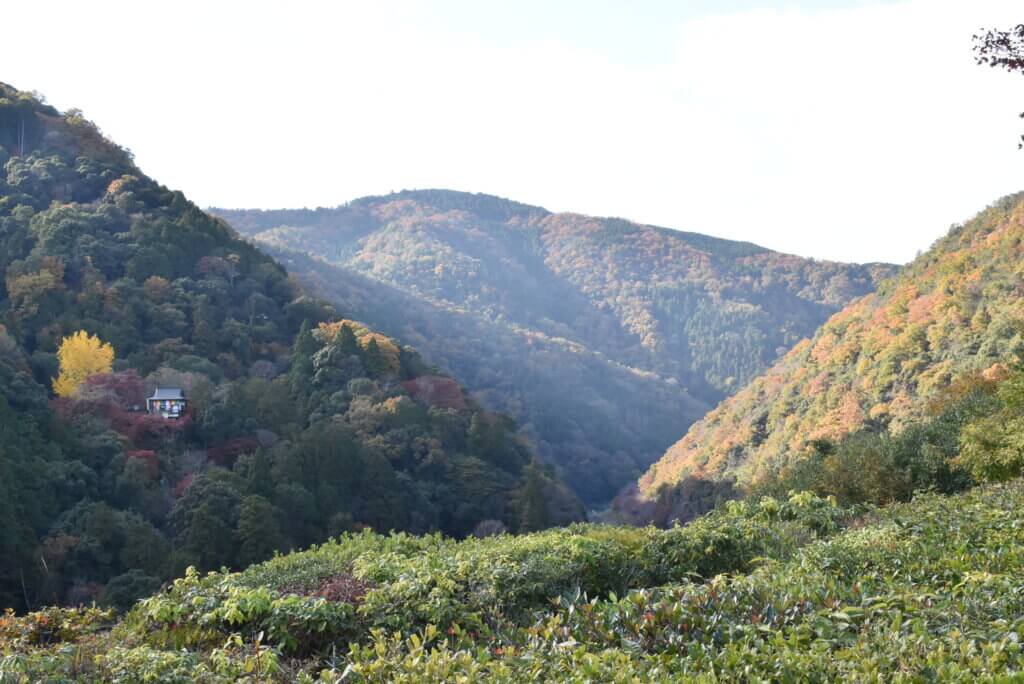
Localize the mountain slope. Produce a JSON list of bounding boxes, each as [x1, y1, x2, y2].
[[214, 192, 895, 504], [0, 84, 580, 611], [640, 192, 1024, 496]]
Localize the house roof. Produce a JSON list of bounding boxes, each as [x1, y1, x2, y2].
[[149, 387, 185, 401]]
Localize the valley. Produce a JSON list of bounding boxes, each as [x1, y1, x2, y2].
[[214, 195, 893, 505], [4, 12, 1024, 677]]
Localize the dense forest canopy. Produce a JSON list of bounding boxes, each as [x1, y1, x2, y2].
[[640, 192, 1024, 504], [0, 83, 581, 613], [214, 194, 895, 504]]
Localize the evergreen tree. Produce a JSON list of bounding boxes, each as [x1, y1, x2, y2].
[[289, 319, 317, 398], [169, 472, 243, 570], [334, 323, 360, 358], [180, 501, 236, 570], [363, 337, 387, 376], [242, 448, 276, 499], [518, 463, 550, 533], [236, 495, 285, 567], [191, 299, 219, 358]]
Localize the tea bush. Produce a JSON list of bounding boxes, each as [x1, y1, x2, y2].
[[125, 491, 846, 657], [6, 484, 1024, 681]]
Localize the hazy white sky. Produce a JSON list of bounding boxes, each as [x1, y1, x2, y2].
[[3, 0, 1022, 263]]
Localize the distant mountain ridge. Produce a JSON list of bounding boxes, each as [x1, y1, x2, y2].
[[214, 190, 897, 504], [640, 192, 1024, 497]]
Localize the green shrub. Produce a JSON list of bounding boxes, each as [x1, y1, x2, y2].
[[753, 386, 985, 506], [123, 493, 846, 659], [957, 368, 1024, 481], [10, 483, 1024, 681]]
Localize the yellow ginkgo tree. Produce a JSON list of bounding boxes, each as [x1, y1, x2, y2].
[[53, 330, 115, 397]]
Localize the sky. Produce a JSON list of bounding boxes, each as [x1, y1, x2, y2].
[[2, 0, 1022, 264]]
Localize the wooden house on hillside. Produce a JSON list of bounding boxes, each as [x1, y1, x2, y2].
[[147, 387, 187, 419]]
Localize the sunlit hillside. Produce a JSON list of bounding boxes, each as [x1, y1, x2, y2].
[[642, 192, 1024, 500]]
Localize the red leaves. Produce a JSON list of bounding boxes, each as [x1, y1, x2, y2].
[[173, 473, 195, 499], [280, 573, 374, 605], [401, 375, 467, 411], [83, 370, 147, 409], [126, 450, 160, 479], [206, 437, 259, 467], [125, 413, 188, 449], [59, 369, 191, 448], [53, 370, 162, 443]]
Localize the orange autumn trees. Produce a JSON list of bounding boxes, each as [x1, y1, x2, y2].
[[640, 192, 1024, 498], [315, 319, 401, 374], [52, 330, 114, 397]]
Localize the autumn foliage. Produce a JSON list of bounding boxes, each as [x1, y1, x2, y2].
[[315, 319, 402, 373], [641, 193, 1024, 496], [52, 330, 114, 397], [0, 88, 584, 615], [213, 190, 891, 505], [52, 369, 188, 448], [401, 375, 467, 410]]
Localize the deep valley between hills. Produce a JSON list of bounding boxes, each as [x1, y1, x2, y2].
[[212, 194, 895, 508], [3, 77, 1024, 682]]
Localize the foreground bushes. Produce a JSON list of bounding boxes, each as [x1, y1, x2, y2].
[[125, 491, 846, 657], [5, 483, 1024, 681], [338, 482, 1024, 682]]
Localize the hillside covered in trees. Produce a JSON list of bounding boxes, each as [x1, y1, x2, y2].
[[11, 340, 1024, 679], [214, 195, 895, 504], [6, 20, 1024, 680], [0, 84, 581, 613], [639, 192, 1024, 511]]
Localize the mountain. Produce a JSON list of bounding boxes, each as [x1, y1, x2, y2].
[[0, 84, 580, 612], [640, 192, 1024, 499], [213, 192, 895, 505]]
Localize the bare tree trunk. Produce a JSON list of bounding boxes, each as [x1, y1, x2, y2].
[[20, 567, 31, 612]]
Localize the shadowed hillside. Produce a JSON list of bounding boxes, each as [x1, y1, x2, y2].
[[215, 193, 895, 504]]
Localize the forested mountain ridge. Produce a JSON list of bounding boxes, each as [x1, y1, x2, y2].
[[640, 192, 1024, 498], [215, 192, 896, 504], [0, 84, 580, 612]]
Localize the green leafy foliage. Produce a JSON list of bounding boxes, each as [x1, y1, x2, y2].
[[6, 483, 1024, 681], [749, 381, 987, 506], [957, 367, 1024, 481], [119, 492, 844, 661], [0, 490, 842, 680]]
